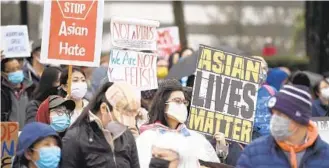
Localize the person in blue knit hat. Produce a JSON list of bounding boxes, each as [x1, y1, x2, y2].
[[13, 122, 61, 168], [237, 84, 329, 168]]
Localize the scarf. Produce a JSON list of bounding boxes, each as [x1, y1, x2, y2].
[[275, 122, 318, 168]]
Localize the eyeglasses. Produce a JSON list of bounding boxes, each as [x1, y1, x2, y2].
[[50, 106, 71, 117], [166, 98, 189, 106]]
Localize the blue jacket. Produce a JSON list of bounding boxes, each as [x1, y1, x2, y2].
[[253, 85, 277, 137], [312, 99, 329, 117], [236, 135, 329, 168]]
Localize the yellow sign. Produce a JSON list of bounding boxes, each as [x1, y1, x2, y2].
[[187, 45, 261, 144]]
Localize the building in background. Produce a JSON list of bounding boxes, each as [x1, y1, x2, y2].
[[1, 1, 304, 56]]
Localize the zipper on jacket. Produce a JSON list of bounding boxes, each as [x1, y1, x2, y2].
[[110, 145, 117, 168]]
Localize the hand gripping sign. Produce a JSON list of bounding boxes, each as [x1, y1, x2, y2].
[[41, 0, 104, 67]]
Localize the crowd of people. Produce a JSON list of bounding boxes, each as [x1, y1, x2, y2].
[[1, 39, 329, 168]]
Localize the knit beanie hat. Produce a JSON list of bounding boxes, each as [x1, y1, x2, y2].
[[268, 84, 312, 125]]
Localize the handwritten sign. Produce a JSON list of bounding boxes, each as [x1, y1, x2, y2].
[[110, 16, 160, 51], [40, 0, 103, 67], [108, 49, 157, 90], [188, 45, 261, 144], [1, 122, 18, 168], [312, 117, 329, 144], [1, 25, 30, 58], [157, 26, 180, 60]]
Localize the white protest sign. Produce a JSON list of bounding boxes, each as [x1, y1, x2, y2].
[[108, 49, 158, 90], [1, 25, 30, 58], [312, 117, 329, 144], [110, 16, 160, 51]]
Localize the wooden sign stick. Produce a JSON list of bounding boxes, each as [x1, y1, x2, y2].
[[67, 65, 73, 97]]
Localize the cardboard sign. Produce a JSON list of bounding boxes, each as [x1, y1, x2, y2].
[[108, 49, 157, 90], [157, 26, 180, 60], [110, 16, 160, 51], [1, 25, 30, 58], [312, 117, 329, 144], [1, 122, 19, 168], [41, 0, 103, 67], [187, 45, 261, 144]]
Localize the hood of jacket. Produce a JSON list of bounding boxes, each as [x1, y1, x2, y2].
[[266, 68, 289, 91]]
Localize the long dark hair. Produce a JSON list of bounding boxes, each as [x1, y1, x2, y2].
[[148, 79, 183, 126], [59, 67, 86, 97], [33, 67, 62, 101], [71, 82, 114, 127]]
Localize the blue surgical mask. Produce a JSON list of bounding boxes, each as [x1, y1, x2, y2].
[[34, 146, 61, 168], [50, 115, 70, 132], [7, 70, 24, 84]]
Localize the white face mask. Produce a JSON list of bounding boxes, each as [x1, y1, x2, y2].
[[71, 82, 88, 100], [320, 87, 329, 100], [166, 103, 188, 123]]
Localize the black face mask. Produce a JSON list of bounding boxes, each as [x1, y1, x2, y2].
[[149, 158, 170, 168]]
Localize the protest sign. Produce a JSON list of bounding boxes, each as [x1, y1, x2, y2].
[[110, 16, 160, 51], [312, 117, 329, 144], [1, 25, 30, 58], [108, 49, 157, 90], [187, 45, 261, 144], [1, 122, 18, 168], [40, 0, 103, 67], [157, 26, 180, 60]]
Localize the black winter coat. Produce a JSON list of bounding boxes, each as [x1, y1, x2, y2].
[[61, 120, 140, 168]]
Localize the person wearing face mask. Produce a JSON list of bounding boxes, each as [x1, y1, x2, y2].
[[137, 79, 220, 168], [13, 122, 62, 168], [61, 82, 140, 168], [1, 58, 36, 129], [35, 95, 75, 138], [25, 67, 62, 124], [59, 67, 89, 125], [149, 131, 201, 168], [157, 59, 169, 81], [312, 79, 329, 117], [251, 56, 277, 139], [236, 84, 329, 168], [23, 39, 44, 85]]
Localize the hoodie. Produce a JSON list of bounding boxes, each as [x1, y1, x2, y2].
[[266, 68, 289, 91]]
